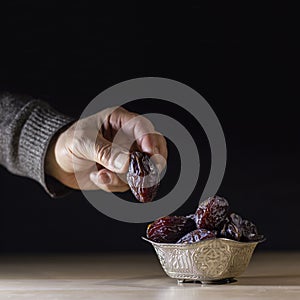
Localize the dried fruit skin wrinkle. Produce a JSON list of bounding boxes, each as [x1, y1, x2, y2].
[[195, 196, 229, 230], [177, 228, 216, 244], [146, 216, 196, 243], [220, 213, 264, 242], [220, 213, 243, 241], [127, 151, 160, 203]]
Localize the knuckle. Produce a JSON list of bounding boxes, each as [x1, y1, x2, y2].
[[139, 115, 154, 128], [72, 136, 87, 153], [65, 123, 76, 137], [96, 143, 112, 163]]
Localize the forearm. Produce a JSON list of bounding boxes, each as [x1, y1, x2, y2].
[[0, 92, 74, 196]]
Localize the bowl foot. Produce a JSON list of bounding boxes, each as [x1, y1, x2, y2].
[[177, 278, 236, 285]]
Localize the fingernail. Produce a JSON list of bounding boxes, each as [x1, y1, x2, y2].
[[90, 171, 111, 185], [114, 152, 128, 170], [151, 153, 166, 173], [90, 172, 98, 182], [156, 163, 163, 173], [153, 146, 160, 154]]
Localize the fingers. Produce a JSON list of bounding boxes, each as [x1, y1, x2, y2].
[[73, 107, 168, 175], [90, 169, 129, 192], [93, 135, 130, 173], [107, 107, 168, 167], [138, 133, 168, 172], [127, 116, 168, 172]]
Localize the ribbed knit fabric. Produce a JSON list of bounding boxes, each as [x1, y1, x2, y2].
[[0, 93, 74, 196]]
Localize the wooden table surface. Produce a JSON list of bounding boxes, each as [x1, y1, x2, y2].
[[0, 252, 299, 300]]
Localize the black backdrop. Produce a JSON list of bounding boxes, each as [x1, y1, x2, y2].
[[0, 2, 299, 252]]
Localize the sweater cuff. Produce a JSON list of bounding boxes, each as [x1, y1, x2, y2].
[[18, 101, 74, 197]]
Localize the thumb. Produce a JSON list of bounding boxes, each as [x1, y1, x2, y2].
[[93, 135, 129, 173]]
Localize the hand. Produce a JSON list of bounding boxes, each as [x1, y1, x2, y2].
[[45, 107, 167, 192]]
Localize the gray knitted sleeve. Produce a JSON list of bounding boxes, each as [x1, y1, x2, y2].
[[0, 93, 74, 197]]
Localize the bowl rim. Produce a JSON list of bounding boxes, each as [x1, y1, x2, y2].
[[142, 236, 266, 247]]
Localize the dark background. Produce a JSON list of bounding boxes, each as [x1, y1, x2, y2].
[[0, 2, 299, 252]]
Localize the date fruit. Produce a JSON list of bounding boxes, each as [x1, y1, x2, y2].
[[177, 228, 216, 244], [241, 219, 264, 242], [127, 151, 160, 203], [220, 213, 264, 242], [220, 213, 243, 241], [194, 195, 229, 230], [146, 216, 196, 243]]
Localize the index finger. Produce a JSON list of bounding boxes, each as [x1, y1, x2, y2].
[[109, 108, 168, 169], [137, 131, 168, 172]]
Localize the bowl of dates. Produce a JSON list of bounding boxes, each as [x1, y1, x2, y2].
[[143, 195, 265, 284]]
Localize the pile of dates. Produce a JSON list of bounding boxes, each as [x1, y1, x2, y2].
[[146, 195, 264, 244]]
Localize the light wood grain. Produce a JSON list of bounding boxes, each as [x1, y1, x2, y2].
[[0, 252, 299, 299]]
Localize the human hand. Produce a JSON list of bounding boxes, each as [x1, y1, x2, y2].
[[45, 107, 167, 192]]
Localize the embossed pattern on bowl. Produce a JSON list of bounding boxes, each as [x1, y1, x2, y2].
[[142, 237, 263, 284]]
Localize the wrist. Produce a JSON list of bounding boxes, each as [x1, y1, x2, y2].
[[45, 132, 67, 182]]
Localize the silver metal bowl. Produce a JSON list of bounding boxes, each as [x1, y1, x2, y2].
[[142, 237, 264, 284]]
